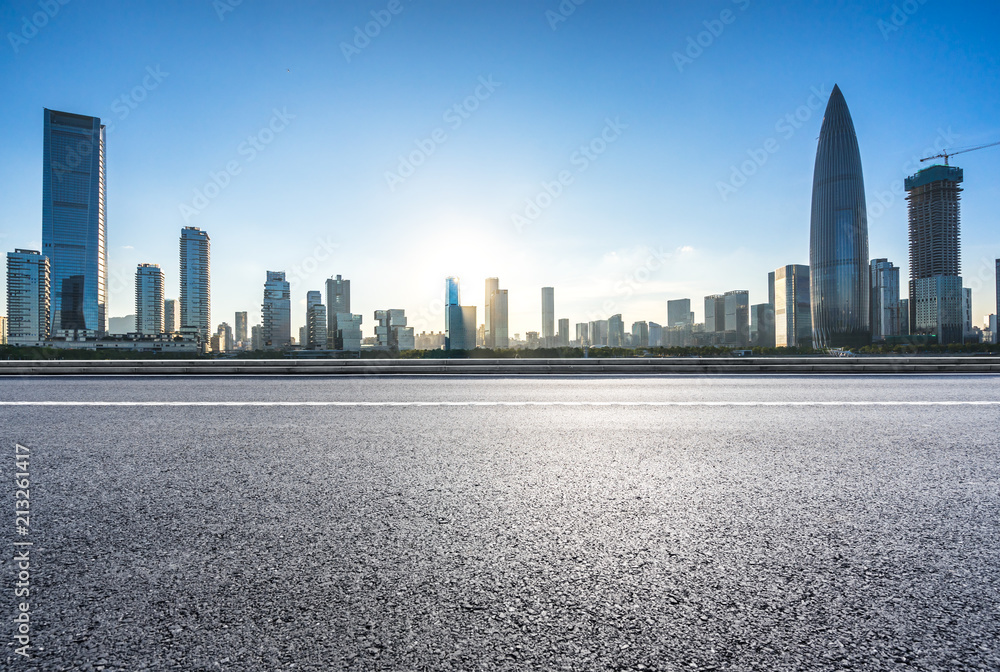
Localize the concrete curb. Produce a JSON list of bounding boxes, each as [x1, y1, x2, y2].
[[1, 357, 999, 375]]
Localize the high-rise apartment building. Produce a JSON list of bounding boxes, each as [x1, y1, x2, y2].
[[234, 311, 247, 347], [809, 85, 870, 348], [667, 298, 692, 328], [135, 263, 164, 335], [906, 164, 964, 344], [869, 259, 900, 342], [43, 109, 107, 337], [557, 318, 570, 347], [6, 249, 50, 344], [179, 226, 211, 341], [541, 287, 555, 346], [773, 266, 811, 347], [164, 299, 178, 334], [261, 271, 291, 349]]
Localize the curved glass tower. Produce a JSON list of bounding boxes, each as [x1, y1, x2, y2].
[[809, 84, 870, 348]]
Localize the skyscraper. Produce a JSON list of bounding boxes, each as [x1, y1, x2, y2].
[[773, 265, 811, 348], [541, 287, 554, 346], [6, 249, 50, 344], [42, 109, 107, 337], [608, 314, 625, 347], [164, 299, 177, 335], [261, 271, 291, 349], [906, 164, 964, 345], [135, 263, 164, 335], [724, 290, 750, 346], [557, 318, 570, 347], [325, 274, 350, 345], [445, 276, 460, 306], [704, 294, 726, 333], [179, 226, 211, 342], [306, 290, 327, 350], [575, 322, 590, 347], [485, 277, 499, 348], [809, 85, 870, 348], [667, 298, 692, 328], [631, 321, 649, 348], [750, 303, 775, 348], [492, 288, 509, 348], [234, 311, 247, 347], [869, 259, 900, 342]]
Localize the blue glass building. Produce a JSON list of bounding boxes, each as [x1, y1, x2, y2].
[[42, 109, 107, 336], [809, 85, 871, 348]]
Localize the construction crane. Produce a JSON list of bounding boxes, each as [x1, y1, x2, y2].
[[920, 140, 1000, 166]]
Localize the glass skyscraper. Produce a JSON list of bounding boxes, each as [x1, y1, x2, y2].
[[262, 271, 291, 349], [809, 85, 871, 348], [179, 226, 211, 342], [135, 263, 164, 336], [541, 287, 554, 346], [42, 109, 107, 336]]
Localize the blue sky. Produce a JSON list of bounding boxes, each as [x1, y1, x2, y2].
[[1, 0, 998, 337]]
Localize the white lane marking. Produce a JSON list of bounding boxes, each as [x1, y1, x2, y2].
[[1, 401, 999, 407]]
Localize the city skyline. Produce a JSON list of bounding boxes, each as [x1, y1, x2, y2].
[[1, 2, 999, 338]]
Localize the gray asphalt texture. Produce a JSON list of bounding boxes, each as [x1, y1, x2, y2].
[[2, 375, 1000, 671]]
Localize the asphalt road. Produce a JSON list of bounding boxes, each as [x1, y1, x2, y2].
[[2, 375, 1000, 671]]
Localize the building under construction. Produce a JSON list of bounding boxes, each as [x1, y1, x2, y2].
[[905, 164, 964, 345]]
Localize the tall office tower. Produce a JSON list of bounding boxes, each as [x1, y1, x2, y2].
[[704, 295, 726, 333], [261, 271, 291, 349], [6, 250, 50, 344], [334, 313, 363, 351], [906, 164, 964, 345], [608, 314, 625, 347], [445, 276, 460, 306], [575, 322, 589, 347], [648, 321, 662, 347], [492, 289, 509, 348], [234, 311, 247, 347], [216, 322, 234, 352], [445, 276, 461, 349], [42, 110, 107, 337], [773, 265, 811, 348], [869, 259, 900, 342], [134, 263, 164, 336], [541, 287, 555, 346], [768, 271, 776, 307], [0, 316, 6, 345], [751, 303, 775, 348], [724, 290, 750, 346], [305, 291, 327, 349], [667, 298, 692, 327], [809, 85, 870, 348], [996, 259, 999, 326], [631, 321, 649, 348], [179, 226, 211, 341], [484, 277, 499, 348], [325, 274, 350, 346], [556, 318, 570, 346], [250, 324, 262, 351], [898, 299, 910, 336], [375, 309, 412, 350], [163, 299, 177, 334], [590, 319, 609, 346]]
